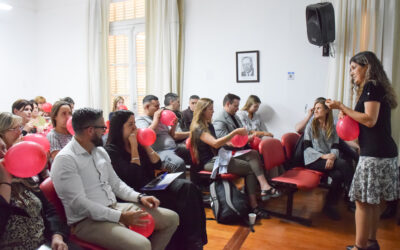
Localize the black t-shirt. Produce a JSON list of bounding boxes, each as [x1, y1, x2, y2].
[[354, 81, 398, 157], [104, 144, 161, 190], [194, 123, 217, 166]]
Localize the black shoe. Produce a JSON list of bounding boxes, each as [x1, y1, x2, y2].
[[252, 207, 271, 219], [346, 245, 367, 250], [367, 239, 380, 250], [323, 205, 341, 221], [380, 204, 397, 219]]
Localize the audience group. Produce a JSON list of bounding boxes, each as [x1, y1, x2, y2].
[[0, 51, 399, 250]]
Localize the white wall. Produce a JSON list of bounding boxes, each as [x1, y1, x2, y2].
[[35, 0, 89, 108], [0, 0, 37, 112], [183, 0, 331, 138], [0, 0, 88, 112]]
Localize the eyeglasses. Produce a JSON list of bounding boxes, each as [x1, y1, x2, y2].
[[84, 125, 107, 131], [8, 125, 23, 132]]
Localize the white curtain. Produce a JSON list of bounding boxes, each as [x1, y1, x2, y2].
[[88, 0, 110, 115], [327, 0, 400, 153], [145, 0, 184, 102]]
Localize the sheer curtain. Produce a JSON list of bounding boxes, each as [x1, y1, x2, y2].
[[327, 0, 400, 153], [88, 0, 110, 115], [145, 0, 184, 101]]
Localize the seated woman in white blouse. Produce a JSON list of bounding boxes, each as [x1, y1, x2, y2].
[[237, 95, 273, 139]]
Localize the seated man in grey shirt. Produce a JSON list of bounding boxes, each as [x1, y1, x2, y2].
[[136, 95, 191, 173], [51, 108, 179, 250]]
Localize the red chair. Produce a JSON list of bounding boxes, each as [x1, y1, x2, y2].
[[281, 132, 301, 161], [185, 138, 239, 186], [39, 178, 105, 250], [259, 137, 322, 226]]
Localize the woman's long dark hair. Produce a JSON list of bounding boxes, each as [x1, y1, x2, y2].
[[350, 51, 397, 109], [106, 110, 134, 150]]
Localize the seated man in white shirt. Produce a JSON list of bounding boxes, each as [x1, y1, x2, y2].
[[136, 95, 191, 173], [51, 108, 179, 250]]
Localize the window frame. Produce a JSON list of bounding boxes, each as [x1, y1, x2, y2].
[[109, 18, 144, 114]]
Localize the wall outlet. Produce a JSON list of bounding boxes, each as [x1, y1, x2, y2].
[[288, 72, 295, 80]]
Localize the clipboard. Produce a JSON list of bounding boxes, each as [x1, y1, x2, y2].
[[141, 172, 184, 191]]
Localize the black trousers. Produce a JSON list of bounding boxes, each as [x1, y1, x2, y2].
[[147, 178, 207, 250], [306, 158, 352, 205]]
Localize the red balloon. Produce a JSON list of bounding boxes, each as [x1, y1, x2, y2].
[[66, 117, 75, 135], [137, 128, 156, 146], [230, 134, 249, 148], [336, 116, 360, 141], [42, 102, 53, 113], [23, 134, 50, 152], [250, 136, 261, 150], [3, 141, 47, 178], [160, 110, 176, 126], [129, 213, 155, 238], [105, 120, 110, 135], [118, 105, 128, 110]]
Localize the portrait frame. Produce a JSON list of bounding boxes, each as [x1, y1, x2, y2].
[[236, 50, 259, 82]]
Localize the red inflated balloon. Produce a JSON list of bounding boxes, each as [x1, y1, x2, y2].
[[160, 110, 176, 126], [137, 128, 156, 146], [105, 120, 110, 134], [118, 105, 128, 110], [66, 117, 75, 135], [336, 116, 360, 141], [250, 136, 261, 150], [129, 213, 155, 238], [3, 141, 47, 178], [230, 134, 249, 148], [42, 102, 53, 113], [23, 134, 50, 152]]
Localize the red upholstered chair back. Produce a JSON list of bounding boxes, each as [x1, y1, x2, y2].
[[281, 133, 300, 160], [185, 137, 198, 165], [259, 138, 286, 170], [39, 177, 67, 222]]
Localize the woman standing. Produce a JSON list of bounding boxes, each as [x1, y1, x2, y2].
[[237, 95, 273, 138], [326, 51, 399, 250]]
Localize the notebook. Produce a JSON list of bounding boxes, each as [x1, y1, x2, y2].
[[141, 172, 184, 191]]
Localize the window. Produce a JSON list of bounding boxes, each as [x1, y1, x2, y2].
[[108, 0, 145, 115]]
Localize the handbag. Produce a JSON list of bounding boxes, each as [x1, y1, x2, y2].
[[209, 179, 250, 224]]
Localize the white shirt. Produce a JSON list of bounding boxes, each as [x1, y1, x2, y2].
[[236, 110, 268, 132], [50, 137, 140, 225]]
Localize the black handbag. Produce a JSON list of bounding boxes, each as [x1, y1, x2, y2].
[[209, 179, 250, 224]]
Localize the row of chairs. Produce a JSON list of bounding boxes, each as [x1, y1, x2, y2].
[[188, 133, 323, 226]]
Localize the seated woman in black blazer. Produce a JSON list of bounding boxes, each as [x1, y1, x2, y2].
[[104, 110, 207, 250]]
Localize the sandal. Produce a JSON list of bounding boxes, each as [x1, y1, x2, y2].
[[261, 188, 281, 201], [252, 207, 270, 219], [346, 245, 367, 250]]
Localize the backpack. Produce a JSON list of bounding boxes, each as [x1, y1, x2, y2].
[[209, 179, 250, 224]]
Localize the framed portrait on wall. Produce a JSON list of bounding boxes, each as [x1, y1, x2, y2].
[[236, 50, 259, 82]]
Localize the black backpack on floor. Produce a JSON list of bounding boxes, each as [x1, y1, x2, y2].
[[209, 179, 250, 224]]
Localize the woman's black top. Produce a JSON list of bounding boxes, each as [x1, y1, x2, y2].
[[193, 123, 217, 166], [354, 81, 398, 157], [104, 143, 161, 191]]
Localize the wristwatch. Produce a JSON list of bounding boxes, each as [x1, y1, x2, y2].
[[138, 193, 146, 204]]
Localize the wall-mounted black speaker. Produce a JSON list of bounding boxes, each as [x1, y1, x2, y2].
[[306, 2, 335, 46]]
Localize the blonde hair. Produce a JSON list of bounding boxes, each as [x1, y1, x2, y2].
[[0, 112, 23, 138], [34, 96, 46, 104], [112, 96, 125, 112], [311, 99, 334, 139], [189, 98, 214, 162], [241, 95, 261, 111]]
